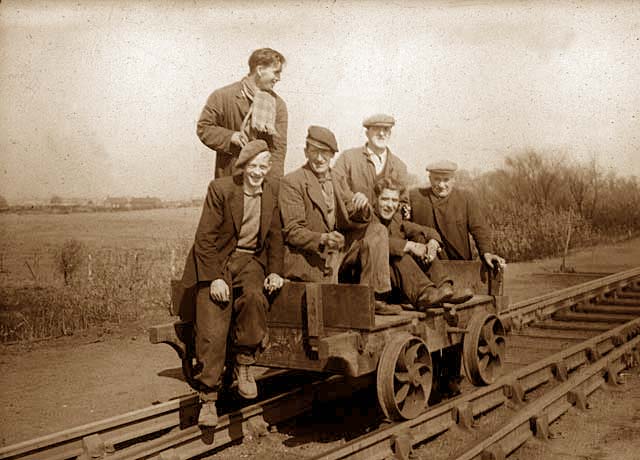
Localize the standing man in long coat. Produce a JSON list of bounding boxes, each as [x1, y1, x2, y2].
[[180, 140, 284, 427], [409, 161, 505, 268], [197, 48, 288, 179]]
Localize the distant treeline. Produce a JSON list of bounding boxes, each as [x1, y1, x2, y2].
[[459, 149, 640, 262], [0, 197, 204, 214]]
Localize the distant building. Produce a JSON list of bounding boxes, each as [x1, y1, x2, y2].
[[104, 197, 130, 209], [130, 196, 162, 210]]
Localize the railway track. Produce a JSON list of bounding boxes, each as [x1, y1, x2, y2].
[[1, 267, 639, 460]]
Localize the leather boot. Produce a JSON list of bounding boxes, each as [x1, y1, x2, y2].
[[234, 364, 257, 399], [416, 284, 454, 310]]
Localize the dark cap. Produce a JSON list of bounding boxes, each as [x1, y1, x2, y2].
[[306, 125, 338, 152], [426, 160, 458, 175], [232, 140, 270, 176], [363, 113, 395, 128]]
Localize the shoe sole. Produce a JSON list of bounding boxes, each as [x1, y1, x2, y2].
[[237, 388, 258, 399]]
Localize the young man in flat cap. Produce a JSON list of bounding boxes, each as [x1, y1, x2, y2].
[[197, 48, 288, 179], [180, 139, 284, 426], [410, 161, 506, 268], [332, 113, 410, 216], [279, 126, 402, 315], [373, 177, 474, 308]]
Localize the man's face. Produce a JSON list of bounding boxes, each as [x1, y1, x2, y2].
[[377, 188, 401, 220], [365, 126, 392, 150], [243, 151, 272, 188], [305, 143, 334, 176], [430, 173, 455, 198], [256, 63, 282, 91]]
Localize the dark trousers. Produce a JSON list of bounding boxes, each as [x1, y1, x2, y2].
[[194, 252, 268, 392], [390, 255, 449, 304], [338, 222, 392, 294]]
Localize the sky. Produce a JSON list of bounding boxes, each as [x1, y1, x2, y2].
[[1, 0, 639, 203]]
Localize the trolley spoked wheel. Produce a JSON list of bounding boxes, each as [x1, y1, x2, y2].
[[376, 332, 433, 420], [463, 312, 506, 385]]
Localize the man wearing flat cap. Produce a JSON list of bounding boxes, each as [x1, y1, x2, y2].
[[179, 139, 284, 426], [279, 126, 401, 315], [197, 48, 288, 179], [332, 113, 410, 216], [410, 160, 506, 268]]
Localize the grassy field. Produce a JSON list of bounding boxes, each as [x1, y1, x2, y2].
[[0, 208, 201, 342], [0, 208, 200, 285]]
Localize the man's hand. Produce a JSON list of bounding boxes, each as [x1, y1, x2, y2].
[[351, 192, 369, 211], [320, 231, 345, 251], [404, 241, 428, 259], [264, 273, 284, 294], [425, 239, 440, 263], [230, 131, 248, 148], [210, 278, 230, 303], [484, 252, 506, 270]]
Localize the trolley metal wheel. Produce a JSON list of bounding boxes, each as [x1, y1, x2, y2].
[[463, 312, 506, 386], [376, 332, 433, 420]]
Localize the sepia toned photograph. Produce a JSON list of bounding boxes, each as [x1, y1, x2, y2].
[[1, 1, 639, 459]]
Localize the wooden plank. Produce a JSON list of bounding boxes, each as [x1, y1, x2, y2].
[[305, 284, 324, 350], [268, 282, 375, 330], [438, 260, 489, 295]]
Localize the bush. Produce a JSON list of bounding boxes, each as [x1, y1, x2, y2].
[[57, 239, 85, 285], [0, 242, 191, 343]]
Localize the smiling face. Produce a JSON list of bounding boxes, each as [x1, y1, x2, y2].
[[376, 188, 401, 220], [365, 126, 392, 151], [255, 63, 282, 91], [243, 151, 272, 189], [305, 143, 334, 176], [430, 172, 456, 198]]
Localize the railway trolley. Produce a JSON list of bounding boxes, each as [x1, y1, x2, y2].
[[150, 260, 508, 421]]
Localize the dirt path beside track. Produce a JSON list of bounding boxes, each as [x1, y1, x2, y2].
[[1, 237, 640, 453]]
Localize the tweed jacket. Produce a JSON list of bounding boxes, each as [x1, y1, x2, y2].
[[196, 80, 288, 178], [409, 187, 493, 260], [332, 145, 410, 206], [376, 211, 442, 258], [181, 175, 284, 290], [279, 164, 370, 281]]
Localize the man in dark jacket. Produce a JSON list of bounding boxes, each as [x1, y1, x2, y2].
[[180, 140, 284, 427], [410, 161, 505, 268], [373, 177, 474, 308], [197, 48, 288, 179], [279, 126, 400, 315]]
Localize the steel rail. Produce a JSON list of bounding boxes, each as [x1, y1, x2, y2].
[[3, 269, 639, 460], [501, 266, 640, 328], [0, 372, 364, 460], [309, 302, 640, 460]]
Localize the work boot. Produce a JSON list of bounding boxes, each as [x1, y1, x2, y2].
[[448, 287, 474, 304], [198, 396, 218, 427], [234, 364, 258, 399], [374, 300, 403, 315], [416, 285, 454, 310]]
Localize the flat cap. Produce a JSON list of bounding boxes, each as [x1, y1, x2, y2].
[[306, 125, 338, 152], [232, 139, 270, 176], [426, 160, 458, 175], [362, 113, 395, 128]]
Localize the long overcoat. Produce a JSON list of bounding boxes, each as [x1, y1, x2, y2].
[[332, 145, 410, 205], [279, 164, 368, 281], [409, 187, 493, 260], [196, 80, 288, 178]]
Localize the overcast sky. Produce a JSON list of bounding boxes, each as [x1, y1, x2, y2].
[[1, 0, 639, 202]]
